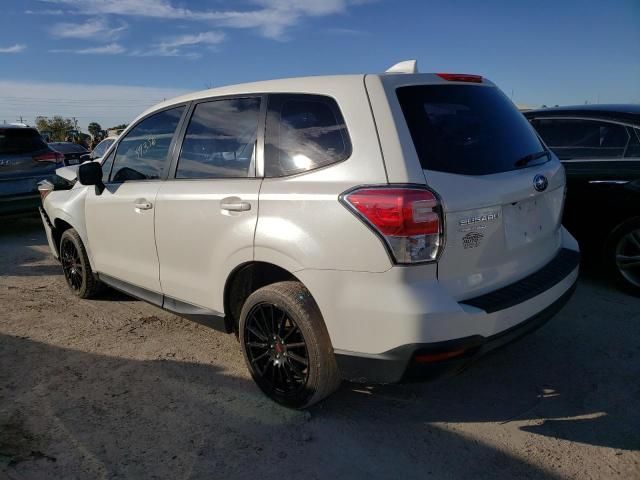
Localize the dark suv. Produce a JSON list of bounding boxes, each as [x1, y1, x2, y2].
[[0, 126, 65, 216], [525, 105, 640, 294]]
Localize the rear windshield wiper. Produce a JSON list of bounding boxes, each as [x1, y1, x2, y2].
[[515, 150, 550, 168]]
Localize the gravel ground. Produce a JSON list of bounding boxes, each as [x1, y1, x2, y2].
[[0, 216, 639, 480]]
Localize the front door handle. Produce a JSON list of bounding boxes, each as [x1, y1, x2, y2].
[[221, 197, 251, 212], [134, 198, 153, 210]]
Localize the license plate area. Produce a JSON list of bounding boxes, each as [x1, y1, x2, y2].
[[503, 193, 558, 248]]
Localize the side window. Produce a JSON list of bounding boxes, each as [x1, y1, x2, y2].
[[176, 97, 261, 179], [100, 150, 115, 183], [532, 118, 629, 160], [265, 94, 351, 177], [110, 106, 184, 182], [92, 139, 112, 159], [625, 128, 640, 158]]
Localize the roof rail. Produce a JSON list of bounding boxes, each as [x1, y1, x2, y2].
[[385, 59, 418, 74]]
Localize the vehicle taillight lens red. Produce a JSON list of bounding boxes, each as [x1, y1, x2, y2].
[[436, 73, 483, 83], [343, 187, 443, 264], [33, 151, 64, 163]]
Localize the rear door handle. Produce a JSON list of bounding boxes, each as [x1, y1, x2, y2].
[[221, 197, 251, 212], [134, 198, 153, 210]]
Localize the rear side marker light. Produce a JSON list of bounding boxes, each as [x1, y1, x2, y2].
[[342, 186, 443, 264], [436, 73, 483, 83]]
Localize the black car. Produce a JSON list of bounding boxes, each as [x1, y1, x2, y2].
[[49, 142, 89, 165], [0, 126, 65, 216], [525, 105, 640, 294]]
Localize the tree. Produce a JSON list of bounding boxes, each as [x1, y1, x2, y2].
[[108, 123, 128, 131], [35, 116, 76, 142], [88, 122, 102, 138]]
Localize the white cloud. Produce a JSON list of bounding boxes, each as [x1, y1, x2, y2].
[[130, 31, 225, 58], [51, 43, 126, 55], [41, 0, 370, 39], [0, 79, 188, 130], [50, 17, 127, 40], [25, 9, 65, 15], [0, 44, 26, 53]]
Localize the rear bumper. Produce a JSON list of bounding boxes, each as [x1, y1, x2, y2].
[[336, 280, 577, 383], [297, 229, 580, 384]]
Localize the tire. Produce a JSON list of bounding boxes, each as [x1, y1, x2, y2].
[[605, 217, 640, 296], [59, 228, 101, 299], [239, 281, 341, 408]]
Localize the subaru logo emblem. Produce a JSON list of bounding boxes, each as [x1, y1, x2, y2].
[[533, 174, 548, 192]]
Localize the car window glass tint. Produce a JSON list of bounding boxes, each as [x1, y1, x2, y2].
[[265, 94, 351, 177], [101, 150, 115, 183], [93, 139, 112, 158], [110, 106, 184, 182], [625, 128, 640, 158], [176, 97, 261, 179], [397, 85, 545, 175], [0, 128, 47, 155], [533, 118, 629, 159]]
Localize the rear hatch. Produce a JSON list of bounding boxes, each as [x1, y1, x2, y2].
[[396, 82, 565, 300]]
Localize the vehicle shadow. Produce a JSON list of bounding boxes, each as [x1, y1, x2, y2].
[[0, 333, 566, 480]]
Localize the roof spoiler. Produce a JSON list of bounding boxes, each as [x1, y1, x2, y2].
[[385, 59, 418, 74]]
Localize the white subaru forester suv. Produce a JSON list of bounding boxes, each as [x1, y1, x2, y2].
[[39, 61, 579, 408]]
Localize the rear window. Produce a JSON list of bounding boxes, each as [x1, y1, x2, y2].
[[50, 143, 88, 154], [397, 85, 546, 175], [0, 128, 47, 155]]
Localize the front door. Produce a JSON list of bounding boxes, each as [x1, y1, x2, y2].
[[85, 106, 186, 294]]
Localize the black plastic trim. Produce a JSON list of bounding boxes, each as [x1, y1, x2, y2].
[[97, 273, 229, 333], [163, 296, 228, 332], [461, 248, 580, 313], [97, 273, 164, 306]]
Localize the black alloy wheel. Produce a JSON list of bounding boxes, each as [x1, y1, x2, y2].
[[244, 303, 310, 395], [61, 236, 84, 291], [614, 227, 640, 291]]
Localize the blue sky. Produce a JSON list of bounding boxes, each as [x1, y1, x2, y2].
[[1, 0, 639, 130]]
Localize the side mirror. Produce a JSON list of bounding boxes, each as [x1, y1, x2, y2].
[[78, 161, 105, 195]]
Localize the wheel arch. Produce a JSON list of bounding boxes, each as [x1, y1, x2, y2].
[[52, 218, 74, 257], [223, 261, 304, 335]]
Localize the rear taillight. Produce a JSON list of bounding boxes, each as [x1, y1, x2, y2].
[[436, 73, 483, 83], [33, 151, 64, 163], [342, 186, 443, 264]]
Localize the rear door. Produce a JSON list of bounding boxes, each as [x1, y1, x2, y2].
[[392, 81, 566, 299], [154, 96, 263, 313], [85, 106, 186, 294]]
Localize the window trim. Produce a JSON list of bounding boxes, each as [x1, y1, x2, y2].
[[106, 103, 189, 185], [166, 94, 267, 181], [529, 116, 636, 162], [263, 92, 353, 178]]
